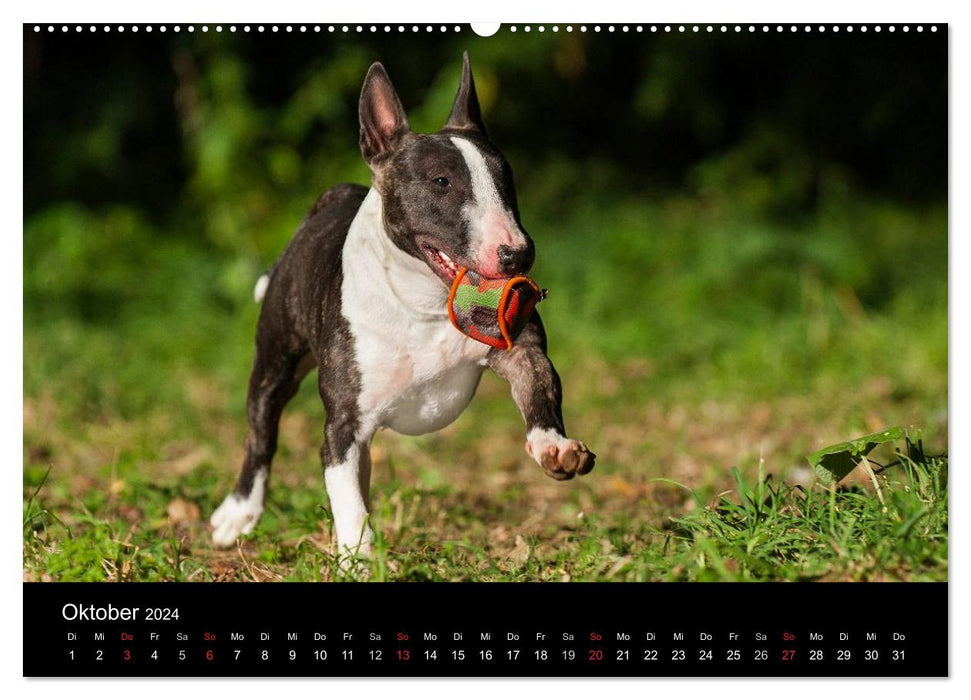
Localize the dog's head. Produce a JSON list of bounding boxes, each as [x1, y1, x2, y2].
[[358, 53, 534, 286]]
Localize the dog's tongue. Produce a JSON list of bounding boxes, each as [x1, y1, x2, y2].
[[447, 268, 545, 349]]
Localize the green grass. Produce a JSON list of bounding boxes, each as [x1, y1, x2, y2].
[[668, 440, 948, 582], [23, 430, 947, 582]]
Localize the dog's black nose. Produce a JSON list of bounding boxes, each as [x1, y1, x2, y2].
[[497, 245, 534, 276]]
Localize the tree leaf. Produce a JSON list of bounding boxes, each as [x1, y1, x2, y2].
[[807, 427, 904, 484]]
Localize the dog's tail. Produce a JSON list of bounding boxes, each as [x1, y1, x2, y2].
[[254, 271, 272, 303]]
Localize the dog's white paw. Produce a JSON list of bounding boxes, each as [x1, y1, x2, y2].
[[210, 472, 267, 547], [526, 428, 596, 481], [335, 540, 373, 572], [210, 494, 263, 547]]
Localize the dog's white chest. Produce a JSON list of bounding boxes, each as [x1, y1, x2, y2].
[[341, 190, 490, 437], [386, 363, 484, 435], [373, 328, 487, 436]]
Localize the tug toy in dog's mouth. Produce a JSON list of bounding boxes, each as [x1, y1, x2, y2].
[[447, 267, 546, 349]]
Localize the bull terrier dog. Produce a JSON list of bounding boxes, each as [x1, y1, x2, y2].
[[211, 53, 595, 558]]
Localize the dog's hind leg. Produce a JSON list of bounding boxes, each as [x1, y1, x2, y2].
[[211, 331, 313, 547]]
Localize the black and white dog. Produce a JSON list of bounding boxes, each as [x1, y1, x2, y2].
[[211, 54, 595, 557]]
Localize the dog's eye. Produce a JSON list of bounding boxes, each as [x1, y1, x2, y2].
[[432, 176, 450, 188]]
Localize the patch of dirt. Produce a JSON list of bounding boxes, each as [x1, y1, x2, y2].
[[167, 498, 202, 524]]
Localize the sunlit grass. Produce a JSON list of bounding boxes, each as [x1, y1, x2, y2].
[[23, 434, 947, 582]]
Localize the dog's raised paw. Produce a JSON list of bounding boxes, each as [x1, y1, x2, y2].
[[540, 441, 596, 480], [526, 429, 596, 480]]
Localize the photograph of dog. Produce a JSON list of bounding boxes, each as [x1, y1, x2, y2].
[[24, 26, 946, 582], [210, 55, 595, 557]]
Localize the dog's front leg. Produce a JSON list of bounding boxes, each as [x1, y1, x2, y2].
[[487, 313, 596, 480], [321, 410, 375, 559]]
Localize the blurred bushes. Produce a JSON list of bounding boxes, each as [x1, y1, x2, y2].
[[25, 28, 946, 224]]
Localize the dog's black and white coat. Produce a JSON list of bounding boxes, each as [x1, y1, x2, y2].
[[211, 54, 595, 556]]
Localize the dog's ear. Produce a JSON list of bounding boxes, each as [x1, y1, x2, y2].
[[359, 62, 410, 165], [444, 52, 487, 134]]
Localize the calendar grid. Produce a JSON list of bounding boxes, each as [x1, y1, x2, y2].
[[24, 582, 947, 677]]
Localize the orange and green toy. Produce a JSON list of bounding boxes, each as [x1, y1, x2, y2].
[[447, 268, 546, 349]]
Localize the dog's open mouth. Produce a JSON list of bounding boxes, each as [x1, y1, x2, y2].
[[421, 244, 462, 286]]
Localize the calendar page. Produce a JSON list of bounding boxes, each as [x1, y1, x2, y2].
[[22, 19, 948, 678]]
